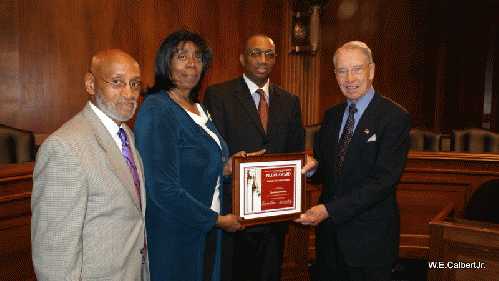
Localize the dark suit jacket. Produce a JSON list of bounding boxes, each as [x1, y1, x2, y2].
[[204, 76, 305, 217], [313, 91, 411, 267]]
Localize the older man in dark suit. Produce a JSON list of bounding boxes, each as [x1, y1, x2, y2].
[[204, 34, 306, 281], [296, 41, 411, 281]]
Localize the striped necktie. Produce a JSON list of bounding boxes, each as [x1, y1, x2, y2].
[[118, 128, 142, 208], [256, 89, 268, 133], [118, 128, 147, 264], [337, 104, 357, 175]]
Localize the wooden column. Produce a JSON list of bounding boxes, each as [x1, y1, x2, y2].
[[281, 0, 321, 126]]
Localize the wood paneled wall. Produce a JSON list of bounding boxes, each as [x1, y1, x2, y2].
[[319, 0, 499, 133], [0, 0, 289, 134], [2, 0, 499, 136]]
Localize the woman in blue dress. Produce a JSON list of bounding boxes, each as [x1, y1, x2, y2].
[[134, 30, 246, 281]]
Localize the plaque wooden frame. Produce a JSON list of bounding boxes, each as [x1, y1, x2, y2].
[[232, 153, 307, 226]]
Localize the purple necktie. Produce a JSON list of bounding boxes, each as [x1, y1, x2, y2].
[[118, 128, 146, 263], [118, 128, 142, 208], [337, 104, 357, 175]]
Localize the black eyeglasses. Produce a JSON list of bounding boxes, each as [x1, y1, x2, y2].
[[91, 72, 142, 91], [246, 50, 277, 60]]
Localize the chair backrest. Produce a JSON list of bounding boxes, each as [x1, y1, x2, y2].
[[0, 124, 35, 164], [304, 123, 321, 151], [451, 128, 499, 153], [409, 129, 442, 151], [464, 179, 499, 224]]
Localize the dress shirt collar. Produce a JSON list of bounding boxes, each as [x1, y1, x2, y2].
[[88, 101, 124, 150], [243, 74, 270, 103], [346, 87, 375, 118]]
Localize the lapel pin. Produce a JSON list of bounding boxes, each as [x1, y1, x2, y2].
[[364, 129, 369, 134]]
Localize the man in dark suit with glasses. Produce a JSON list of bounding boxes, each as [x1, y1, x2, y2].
[[204, 34, 307, 281]]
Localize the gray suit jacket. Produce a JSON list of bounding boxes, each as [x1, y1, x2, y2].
[[31, 103, 147, 280]]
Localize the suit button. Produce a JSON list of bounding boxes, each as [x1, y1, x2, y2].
[[222, 157, 226, 162], [140, 248, 144, 254]]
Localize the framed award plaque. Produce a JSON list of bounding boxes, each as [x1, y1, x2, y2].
[[232, 153, 307, 226]]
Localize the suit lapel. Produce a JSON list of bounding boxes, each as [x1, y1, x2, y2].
[[203, 104, 230, 167], [339, 93, 381, 179], [82, 104, 142, 213], [331, 103, 347, 177], [168, 93, 224, 157], [233, 77, 266, 135], [267, 84, 282, 138], [196, 104, 225, 157]]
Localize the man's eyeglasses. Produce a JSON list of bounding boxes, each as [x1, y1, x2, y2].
[[335, 65, 370, 78], [246, 50, 277, 60], [91, 72, 142, 91]]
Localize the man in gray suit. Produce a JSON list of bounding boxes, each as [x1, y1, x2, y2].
[[31, 49, 148, 280]]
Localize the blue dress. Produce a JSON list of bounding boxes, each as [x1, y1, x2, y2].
[[134, 90, 229, 281]]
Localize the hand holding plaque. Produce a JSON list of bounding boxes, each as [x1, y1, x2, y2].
[[294, 204, 328, 226], [223, 149, 266, 176], [215, 214, 244, 232]]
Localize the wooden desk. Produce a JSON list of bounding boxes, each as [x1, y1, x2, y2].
[[398, 151, 499, 259], [428, 218, 499, 281], [0, 162, 36, 281]]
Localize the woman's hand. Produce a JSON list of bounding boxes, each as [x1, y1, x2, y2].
[[215, 214, 245, 232], [223, 149, 266, 176]]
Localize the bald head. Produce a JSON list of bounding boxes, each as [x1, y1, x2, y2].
[[85, 49, 141, 125], [242, 35, 275, 54], [89, 49, 139, 76]]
